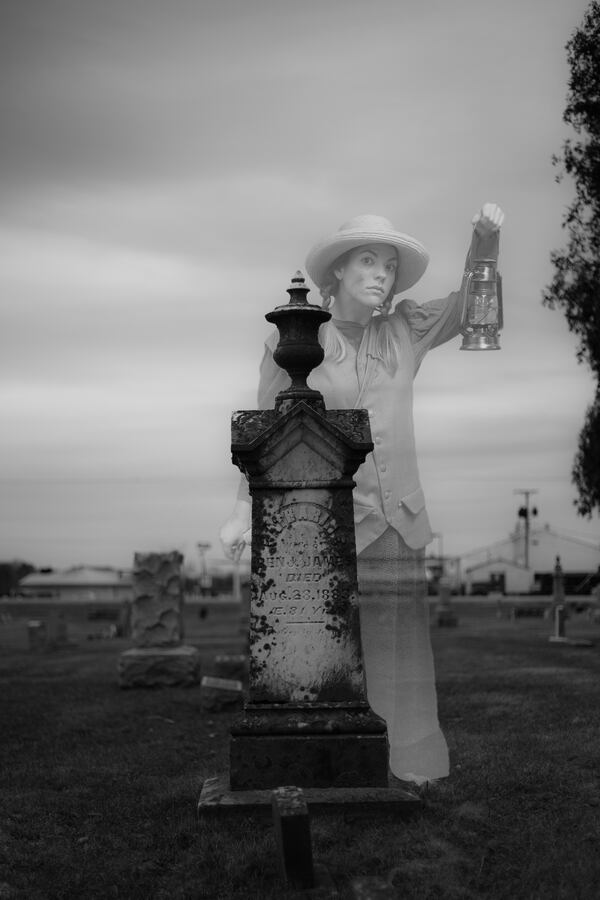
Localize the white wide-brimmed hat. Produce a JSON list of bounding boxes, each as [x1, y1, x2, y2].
[[305, 214, 429, 295]]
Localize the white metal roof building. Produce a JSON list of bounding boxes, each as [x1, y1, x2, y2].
[[19, 566, 132, 602], [461, 523, 600, 595]]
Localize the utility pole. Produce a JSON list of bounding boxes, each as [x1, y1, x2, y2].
[[513, 489, 538, 570]]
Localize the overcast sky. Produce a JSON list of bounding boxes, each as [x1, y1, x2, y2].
[[1, 0, 599, 572]]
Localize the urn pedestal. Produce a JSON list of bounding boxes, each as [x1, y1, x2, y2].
[[199, 273, 420, 816]]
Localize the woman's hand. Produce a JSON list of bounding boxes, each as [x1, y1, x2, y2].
[[219, 499, 251, 562], [472, 202, 505, 237]]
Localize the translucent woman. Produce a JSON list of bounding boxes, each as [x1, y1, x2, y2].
[[220, 203, 504, 784]]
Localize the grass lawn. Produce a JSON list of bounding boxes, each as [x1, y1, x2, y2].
[[1, 604, 600, 899]]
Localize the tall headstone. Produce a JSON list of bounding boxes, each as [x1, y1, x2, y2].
[[552, 556, 565, 610], [228, 273, 388, 790], [549, 555, 593, 647], [549, 556, 568, 642], [118, 550, 201, 687]]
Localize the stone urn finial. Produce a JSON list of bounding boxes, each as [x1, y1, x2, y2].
[[265, 271, 331, 412], [287, 270, 310, 305]]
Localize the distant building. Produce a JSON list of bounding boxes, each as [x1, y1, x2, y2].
[[464, 557, 534, 595], [461, 523, 600, 595], [19, 566, 132, 603]]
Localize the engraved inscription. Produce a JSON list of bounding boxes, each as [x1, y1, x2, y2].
[[269, 501, 338, 532], [259, 501, 348, 629]]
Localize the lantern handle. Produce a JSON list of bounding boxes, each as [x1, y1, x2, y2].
[[459, 268, 474, 331]]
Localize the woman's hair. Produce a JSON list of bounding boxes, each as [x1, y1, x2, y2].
[[318, 248, 401, 374]]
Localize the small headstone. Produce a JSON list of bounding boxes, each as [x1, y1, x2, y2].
[[271, 786, 314, 890], [130, 550, 185, 647], [119, 551, 201, 687], [200, 675, 243, 712]]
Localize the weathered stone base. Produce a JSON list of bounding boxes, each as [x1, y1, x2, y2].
[[118, 645, 201, 687], [198, 775, 422, 819], [230, 733, 388, 790], [230, 702, 388, 790]]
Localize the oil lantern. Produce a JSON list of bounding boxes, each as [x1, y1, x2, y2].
[[459, 258, 503, 350]]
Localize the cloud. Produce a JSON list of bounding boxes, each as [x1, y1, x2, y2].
[[1, 0, 598, 567], [0, 0, 583, 199]]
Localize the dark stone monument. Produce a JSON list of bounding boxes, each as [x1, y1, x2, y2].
[[228, 272, 387, 790], [199, 273, 421, 817]]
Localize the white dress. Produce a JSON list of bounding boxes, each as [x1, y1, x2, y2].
[[358, 527, 448, 783], [333, 319, 449, 783]]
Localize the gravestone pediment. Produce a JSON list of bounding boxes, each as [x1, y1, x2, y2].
[[263, 434, 343, 484], [232, 401, 373, 484]]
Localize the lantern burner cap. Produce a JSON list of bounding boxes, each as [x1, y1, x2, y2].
[[460, 331, 501, 351]]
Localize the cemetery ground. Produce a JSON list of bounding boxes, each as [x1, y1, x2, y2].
[[1, 601, 600, 900]]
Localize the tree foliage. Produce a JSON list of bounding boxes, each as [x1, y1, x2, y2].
[[0, 561, 35, 597], [543, 1, 600, 517]]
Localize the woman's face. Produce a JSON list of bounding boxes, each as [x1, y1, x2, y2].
[[334, 244, 398, 317]]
